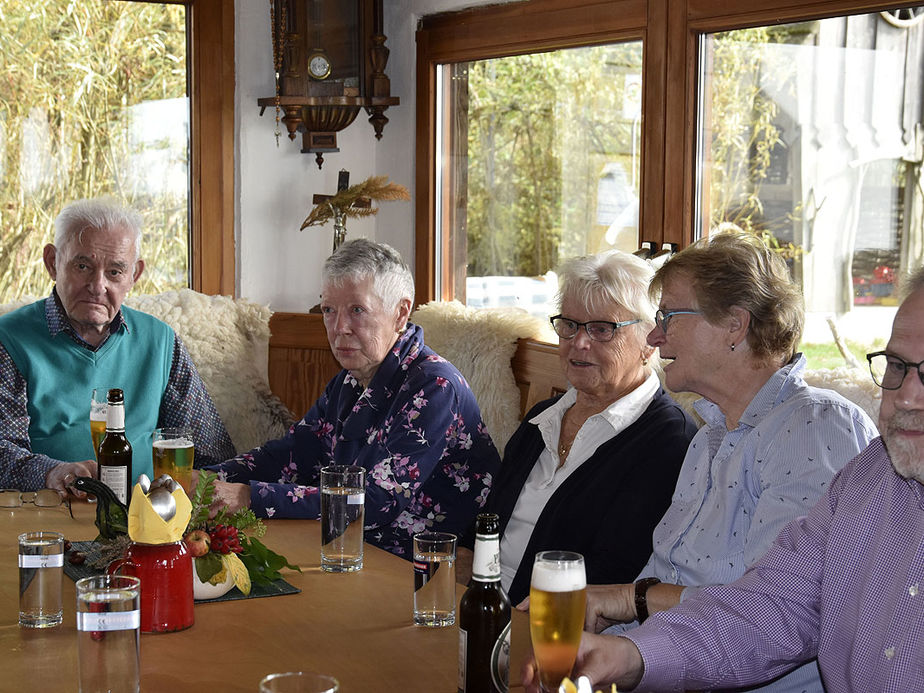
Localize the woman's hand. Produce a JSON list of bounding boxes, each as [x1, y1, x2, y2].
[[208, 480, 251, 516], [520, 632, 645, 692], [585, 583, 636, 633]]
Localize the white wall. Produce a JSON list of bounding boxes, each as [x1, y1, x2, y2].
[[235, 0, 500, 311]]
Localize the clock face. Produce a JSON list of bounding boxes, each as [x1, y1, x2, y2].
[[309, 53, 331, 80]]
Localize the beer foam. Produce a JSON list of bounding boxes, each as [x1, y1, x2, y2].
[[530, 561, 586, 592], [153, 438, 193, 449]]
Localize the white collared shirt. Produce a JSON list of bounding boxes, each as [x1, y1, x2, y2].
[[499, 371, 661, 593]]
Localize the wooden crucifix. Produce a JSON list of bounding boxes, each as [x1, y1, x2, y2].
[[311, 170, 371, 252]]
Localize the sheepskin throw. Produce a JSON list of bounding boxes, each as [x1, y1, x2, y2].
[[803, 366, 881, 423], [411, 300, 545, 452], [0, 291, 293, 454]]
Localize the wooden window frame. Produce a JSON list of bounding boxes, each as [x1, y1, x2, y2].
[[414, 0, 917, 305], [185, 0, 236, 296]]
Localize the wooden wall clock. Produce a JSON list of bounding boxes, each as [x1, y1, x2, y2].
[[257, 0, 399, 168]]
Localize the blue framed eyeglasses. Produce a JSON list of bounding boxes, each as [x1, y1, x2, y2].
[[654, 309, 701, 332]]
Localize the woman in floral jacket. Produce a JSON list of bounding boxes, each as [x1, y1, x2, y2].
[[205, 239, 500, 558]]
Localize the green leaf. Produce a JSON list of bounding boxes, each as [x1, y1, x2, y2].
[[238, 536, 300, 585], [194, 550, 223, 583]]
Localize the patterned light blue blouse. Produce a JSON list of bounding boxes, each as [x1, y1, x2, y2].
[[208, 322, 500, 559], [609, 355, 879, 693]]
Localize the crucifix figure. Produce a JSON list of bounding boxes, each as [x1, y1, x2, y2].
[[310, 170, 371, 252]]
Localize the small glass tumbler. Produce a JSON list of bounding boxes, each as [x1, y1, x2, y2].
[[259, 672, 339, 693], [76, 574, 141, 693], [18, 530, 64, 628], [412, 531, 457, 627], [320, 465, 365, 572]]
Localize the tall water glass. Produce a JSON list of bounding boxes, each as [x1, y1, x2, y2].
[[90, 388, 108, 457], [529, 551, 586, 692], [259, 672, 339, 692], [412, 531, 457, 627], [18, 530, 64, 628], [152, 427, 195, 494], [76, 574, 141, 693], [320, 465, 365, 572]]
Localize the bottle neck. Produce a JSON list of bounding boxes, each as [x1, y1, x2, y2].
[[105, 403, 125, 433], [471, 531, 501, 583]]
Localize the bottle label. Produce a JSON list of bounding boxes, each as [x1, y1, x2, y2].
[[491, 620, 511, 692], [471, 532, 501, 582], [100, 465, 129, 505], [105, 402, 125, 432], [457, 627, 467, 692]]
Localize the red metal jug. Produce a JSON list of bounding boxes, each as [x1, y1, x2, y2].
[[108, 540, 194, 633]]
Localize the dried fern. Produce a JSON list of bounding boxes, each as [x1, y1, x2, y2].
[[300, 175, 410, 230]]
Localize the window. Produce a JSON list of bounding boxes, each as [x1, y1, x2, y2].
[[696, 10, 924, 366], [0, 0, 233, 302], [435, 44, 644, 319]]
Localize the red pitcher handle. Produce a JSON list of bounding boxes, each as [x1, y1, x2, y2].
[[107, 556, 131, 576]]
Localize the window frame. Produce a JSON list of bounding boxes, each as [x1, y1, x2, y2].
[[414, 0, 669, 304], [414, 0, 921, 307], [183, 0, 235, 296]]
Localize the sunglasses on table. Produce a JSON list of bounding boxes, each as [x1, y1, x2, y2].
[[0, 489, 73, 518]]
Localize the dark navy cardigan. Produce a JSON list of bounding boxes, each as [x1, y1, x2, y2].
[[486, 388, 698, 604]]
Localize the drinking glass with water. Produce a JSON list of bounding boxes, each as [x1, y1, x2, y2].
[[320, 465, 365, 572], [412, 531, 457, 627], [18, 530, 64, 628]]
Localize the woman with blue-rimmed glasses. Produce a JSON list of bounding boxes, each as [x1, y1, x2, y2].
[[460, 249, 699, 605], [580, 230, 879, 693]]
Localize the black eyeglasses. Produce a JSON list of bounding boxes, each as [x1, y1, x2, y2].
[[654, 309, 701, 332], [0, 489, 73, 518], [549, 315, 641, 342], [867, 351, 924, 390]]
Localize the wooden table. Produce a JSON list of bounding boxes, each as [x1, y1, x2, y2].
[[1, 502, 529, 692]]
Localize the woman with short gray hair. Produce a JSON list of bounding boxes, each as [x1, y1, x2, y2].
[[472, 248, 698, 604], [207, 238, 500, 559]]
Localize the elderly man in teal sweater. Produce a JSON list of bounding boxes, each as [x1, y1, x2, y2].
[[0, 198, 234, 497]]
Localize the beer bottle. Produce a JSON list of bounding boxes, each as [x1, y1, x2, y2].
[[458, 513, 511, 693], [97, 388, 132, 505]]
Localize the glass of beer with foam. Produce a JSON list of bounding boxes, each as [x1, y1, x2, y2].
[[529, 551, 587, 692], [90, 388, 109, 458], [152, 427, 195, 495]]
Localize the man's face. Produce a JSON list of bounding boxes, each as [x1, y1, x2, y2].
[[43, 226, 143, 343], [879, 288, 924, 483]]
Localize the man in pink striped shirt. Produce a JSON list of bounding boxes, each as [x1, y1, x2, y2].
[[523, 265, 924, 693]]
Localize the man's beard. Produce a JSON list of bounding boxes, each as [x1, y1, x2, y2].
[[883, 410, 924, 484]]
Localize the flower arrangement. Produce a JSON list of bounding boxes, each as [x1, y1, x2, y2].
[[183, 471, 299, 596]]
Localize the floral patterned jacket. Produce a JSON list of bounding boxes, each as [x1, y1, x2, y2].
[[207, 323, 500, 558]]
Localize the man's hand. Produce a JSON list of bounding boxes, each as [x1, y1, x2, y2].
[[46, 461, 98, 498], [585, 583, 636, 633], [208, 480, 251, 516], [521, 633, 645, 692]]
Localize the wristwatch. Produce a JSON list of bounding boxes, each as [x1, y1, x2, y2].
[[634, 577, 661, 623]]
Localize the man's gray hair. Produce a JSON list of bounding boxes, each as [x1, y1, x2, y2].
[[323, 238, 415, 311], [54, 198, 143, 262], [901, 265, 924, 300], [555, 249, 656, 345]]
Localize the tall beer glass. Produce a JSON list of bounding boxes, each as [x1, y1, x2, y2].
[[529, 551, 586, 692], [90, 388, 108, 457], [152, 427, 195, 494]]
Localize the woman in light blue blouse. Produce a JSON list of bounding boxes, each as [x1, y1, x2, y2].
[[582, 231, 878, 693]]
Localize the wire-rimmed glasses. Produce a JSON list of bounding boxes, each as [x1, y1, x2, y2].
[[549, 315, 641, 342], [0, 489, 73, 518], [867, 351, 924, 390], [654, 309, 702, 333]]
